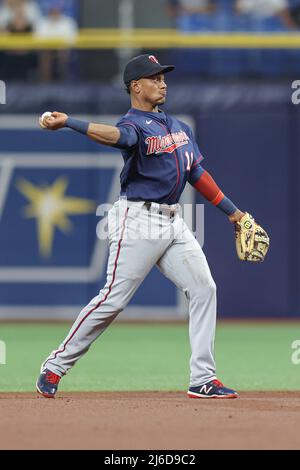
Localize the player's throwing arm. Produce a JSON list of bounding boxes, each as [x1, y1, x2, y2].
[[39, 111, 129, 147]]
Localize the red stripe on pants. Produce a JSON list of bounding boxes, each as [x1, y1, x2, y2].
[[46, 207, 129, 368]]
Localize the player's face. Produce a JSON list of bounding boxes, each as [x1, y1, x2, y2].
[[138, 73, 167, 106]]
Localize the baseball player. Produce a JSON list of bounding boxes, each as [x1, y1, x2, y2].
[[36, 54, 245, 399]]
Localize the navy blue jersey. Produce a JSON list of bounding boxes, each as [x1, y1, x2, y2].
[[115, 107, 204, 204]]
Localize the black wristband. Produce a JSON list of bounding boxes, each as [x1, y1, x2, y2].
[[65, 117, 89, 135]]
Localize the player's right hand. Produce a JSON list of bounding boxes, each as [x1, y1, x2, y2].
[[39, 111, 68, 131]]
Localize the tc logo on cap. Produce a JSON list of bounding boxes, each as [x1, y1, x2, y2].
[[149, 55, 159, 64]]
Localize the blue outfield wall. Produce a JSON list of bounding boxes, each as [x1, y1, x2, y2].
[[195, 110, 293, 317], [0, 81, 298, 318]]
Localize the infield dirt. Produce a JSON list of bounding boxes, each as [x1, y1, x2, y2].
[[0, 392, 300, 450]]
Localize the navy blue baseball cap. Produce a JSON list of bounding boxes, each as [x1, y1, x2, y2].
[[123, 54, 175, 86]]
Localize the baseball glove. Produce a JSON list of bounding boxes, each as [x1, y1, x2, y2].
[[235, 213, 269, 262]]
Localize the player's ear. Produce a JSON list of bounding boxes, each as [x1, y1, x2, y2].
[[131, 80, 141, 94]]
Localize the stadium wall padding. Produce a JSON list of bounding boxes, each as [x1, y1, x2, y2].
[[0, 81, 297, 318]]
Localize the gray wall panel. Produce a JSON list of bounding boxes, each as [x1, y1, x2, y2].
[[81, 0, 171, 28], [81, 0, 120, 28]]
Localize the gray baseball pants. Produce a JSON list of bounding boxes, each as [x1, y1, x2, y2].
[[42, 199, 217, 387]]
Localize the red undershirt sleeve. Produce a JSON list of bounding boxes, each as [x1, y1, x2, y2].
[[191, 168, 238, 216]]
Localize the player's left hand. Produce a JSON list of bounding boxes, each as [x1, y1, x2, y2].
[[228, 209, 245, 223], [234, 212, 270, 262]]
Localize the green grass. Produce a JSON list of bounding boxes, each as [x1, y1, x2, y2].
[[0, 322, 299, 392]]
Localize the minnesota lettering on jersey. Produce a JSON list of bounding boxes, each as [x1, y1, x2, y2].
[[145, 131, 189, 155]]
